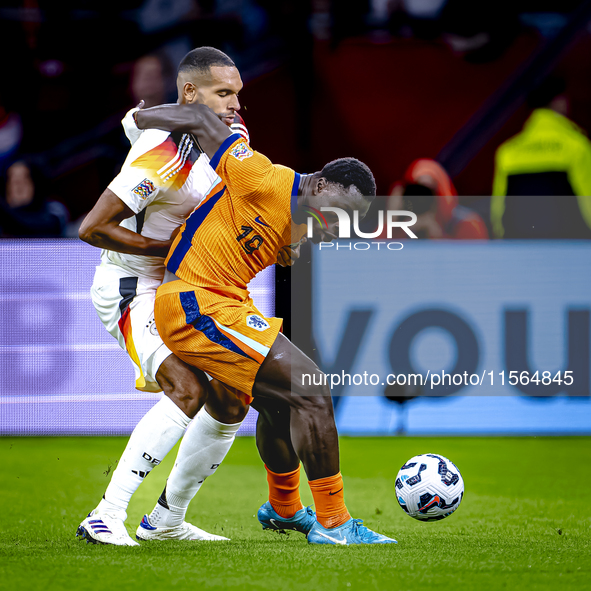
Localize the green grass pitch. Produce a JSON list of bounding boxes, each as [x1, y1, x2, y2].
[[1, 436, 590, 591]]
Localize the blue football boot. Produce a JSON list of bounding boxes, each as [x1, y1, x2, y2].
[[307, 518, 397, 545], [257, 501, 316, 535]]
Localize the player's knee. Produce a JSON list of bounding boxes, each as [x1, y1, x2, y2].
[[157, 360, 210, 418], [205, 381, 250, 424], [208, 399, 249, 424], [162, 384, 207, 419], [296, 388, 334, 418], [160, 371, 207, 401]]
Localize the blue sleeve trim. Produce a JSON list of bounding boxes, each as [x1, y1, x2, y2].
[[209, 133, 243, 171], [290, 172, 301, 216], [167, 185, 226, 274]]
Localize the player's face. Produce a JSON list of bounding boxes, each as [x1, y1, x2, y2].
[[307, 182, 371, 243], [181, 66, 243, 127]]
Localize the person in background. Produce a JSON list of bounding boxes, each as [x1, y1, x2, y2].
[[0, 160, 68, 237], [0, 98, 23, 174], [381, 158, 487, 425], [491, 76, 591, 239], [384, 158, 489, 239], [130, 53, 175, 109]]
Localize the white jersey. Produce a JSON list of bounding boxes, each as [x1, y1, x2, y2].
[[102, 128, 219, 281], [90, 111, 249, 392]]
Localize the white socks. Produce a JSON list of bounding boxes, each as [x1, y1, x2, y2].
[[96, 397, 242, 526], [97, 396, 191, 517], [148, 407, 242, 528]]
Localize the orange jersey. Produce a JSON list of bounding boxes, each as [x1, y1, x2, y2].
[[165, 134, 307, 299]]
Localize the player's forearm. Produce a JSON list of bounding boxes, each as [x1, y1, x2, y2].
[[79, 222, 172, 257], [134, 104, 231, 159], [134, 104, 208, 135]]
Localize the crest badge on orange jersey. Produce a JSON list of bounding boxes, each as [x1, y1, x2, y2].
[[246, 314, 270, 331], [132, 178, 156, 199], [230, 142, 253, 161]]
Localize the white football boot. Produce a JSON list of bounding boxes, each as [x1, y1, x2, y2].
[[76, 509, 139, 546], [135, 514, 230, 541]]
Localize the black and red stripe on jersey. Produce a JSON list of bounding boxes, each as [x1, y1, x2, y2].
[[230, 113, 250, 144]]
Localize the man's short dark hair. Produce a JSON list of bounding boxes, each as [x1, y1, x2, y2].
[[178, 47, 236, 77], [320, 157, 376, 199]]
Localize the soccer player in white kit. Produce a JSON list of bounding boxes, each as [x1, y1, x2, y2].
[[76, 47, 251, 546]]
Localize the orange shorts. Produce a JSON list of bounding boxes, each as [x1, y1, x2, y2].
[[154, 280, 282, 398]]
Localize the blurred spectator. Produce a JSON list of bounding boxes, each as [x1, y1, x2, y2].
[[130, 53, 175, 109], [491, 77, 591, 239], [383, 158, 487, 417], [137, 0, 199, 34], [0, 160, 69, 238], [384, 159, 489, 239], [440, 0, 520, 62], [0, 102, 23, 174], [400, 0, 448, 39], [100, 51, 177, 183]]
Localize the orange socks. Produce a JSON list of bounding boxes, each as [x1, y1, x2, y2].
[[266, 465, 304, 518], [266, 466, 351, 529], [308, 472, 351, 529]]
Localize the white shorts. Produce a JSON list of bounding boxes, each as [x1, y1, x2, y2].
[[91, 264, 172, 393]]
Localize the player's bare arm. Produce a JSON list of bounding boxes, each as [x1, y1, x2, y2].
[[134, 103, 231, 159], [79, 188, 176, 257]]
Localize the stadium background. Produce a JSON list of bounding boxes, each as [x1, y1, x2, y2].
[[1, 0, 591, 437]]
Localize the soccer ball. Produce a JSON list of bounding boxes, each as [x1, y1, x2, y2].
[[395, 454, 464, 521]]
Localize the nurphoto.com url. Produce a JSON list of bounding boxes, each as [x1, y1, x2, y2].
[[301, 369, 575, 394]]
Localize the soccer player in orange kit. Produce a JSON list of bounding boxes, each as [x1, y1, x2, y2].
[[132, 99, 397, 545]]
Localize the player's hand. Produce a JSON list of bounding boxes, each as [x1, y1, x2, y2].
[[276, 241, 304, 267]]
